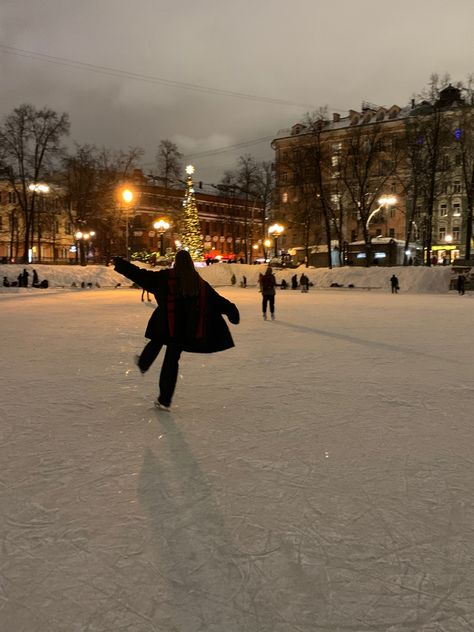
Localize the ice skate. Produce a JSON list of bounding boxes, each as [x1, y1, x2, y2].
[[154, 398, 171, 411]]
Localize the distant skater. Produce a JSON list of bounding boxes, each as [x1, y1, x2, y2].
[[390, 274, 399, 294], [300, 273, 309, 292], [259, 266, 276, 320], [456, 274, 465, 295], [114, 251, 239, 409]]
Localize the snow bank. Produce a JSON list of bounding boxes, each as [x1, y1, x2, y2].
[[200, 262, 455, 293], [0, 261, 456, 295], [0, 263, 130, 294]]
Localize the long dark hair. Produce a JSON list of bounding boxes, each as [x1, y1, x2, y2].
[[174, 250, 200, 297]]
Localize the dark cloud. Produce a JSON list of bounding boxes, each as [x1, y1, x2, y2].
[[1, 0, 473, 182]]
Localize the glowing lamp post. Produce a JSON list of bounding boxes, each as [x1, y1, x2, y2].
[[120, 188, 134, 258], [366, 195, 397, 233], [268, 223, 284, 259], [74, 229, 96, 265], [28, 183, 50, 263], [153, 219, 170, 256]]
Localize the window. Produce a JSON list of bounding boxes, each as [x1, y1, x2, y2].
[[375, 229, 382, 237], [453, 226, 460, 241], [331, 155, 339, 168], [440, 204, 447, 216], [455, 154, 462, 167], [439, 226, 446, 241], [453, 203, 461, 216], [0, 216, 3, 230], [389, 228, 395, 238], [453, 181, 461, 193], [282, 192, 288, 203], [8, 191, 16, 204], [65, 222, 72, 234], [351, 230, 357, 241], [281, 172, 288, 184]]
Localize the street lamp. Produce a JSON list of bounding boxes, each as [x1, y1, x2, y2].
[[366, 195, 397, 233], [74, 229, 95, 266], [29, 182, 50, 262], [120, 188, 135, 258], [153, 219, 170, 256], [264, 239, 271, 261], [268, 223, 284, 259]]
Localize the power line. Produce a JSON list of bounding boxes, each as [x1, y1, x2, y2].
[[184, 136, 273, 159], [139, 134, 275, 168], [0, 43, 346, 110]]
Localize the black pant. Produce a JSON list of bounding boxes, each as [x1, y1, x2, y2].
[[138, 340, 182, 406], [262, 295, 275, 314], [158, 343, 182, 406], [138, 340, 163, 372]]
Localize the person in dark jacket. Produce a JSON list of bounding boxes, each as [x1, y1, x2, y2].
[[390, 274, 399, 294], [291, 274, 298, 290], [22, 269, 29, 288], [300, 273, 309, 292], [32, 269, 39, 287], [456, 274, 466, 295], [259, 266, 276, 320], [114, 251, 240, 409]]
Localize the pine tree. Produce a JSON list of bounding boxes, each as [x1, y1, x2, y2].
[[180, 165, 203, 260]]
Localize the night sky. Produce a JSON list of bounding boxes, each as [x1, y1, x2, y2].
[[1, 0, 472, 182]]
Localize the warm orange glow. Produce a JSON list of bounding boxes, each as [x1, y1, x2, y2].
[[153, 219, 170, 232], [122, 189, 134, 204], [268, 223, 284, 237]]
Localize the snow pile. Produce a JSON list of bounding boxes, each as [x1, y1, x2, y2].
[[200, 262, 455, 293], [0, 261, 456, 294], [0, 263, 131, 293]]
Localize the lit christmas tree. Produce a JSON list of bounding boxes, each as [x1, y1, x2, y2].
[[180, 165, 203, 260]]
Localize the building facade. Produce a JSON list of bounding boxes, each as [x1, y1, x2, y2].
[[272, 86, 473, 265], [126, 171, 265, 262], [0, 181, 76, 263]]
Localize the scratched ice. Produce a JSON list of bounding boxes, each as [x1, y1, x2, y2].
[[1, 281, 473, 631]]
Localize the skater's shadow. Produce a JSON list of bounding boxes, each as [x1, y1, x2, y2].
[[274, 320, 456, 363], [138, 416, 264, 629]]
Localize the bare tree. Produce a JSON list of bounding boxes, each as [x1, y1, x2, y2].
[[0, 103, 70, 262], [253, 161, 274, 247], [456, 107, 474, 260], [62, 145, 143, 263], [155, 140, 183, 188], [339, 120, 401, 264], [217, 155, 260, 262]]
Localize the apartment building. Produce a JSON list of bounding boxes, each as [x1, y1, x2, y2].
[[272, 85, 472, 265], [0, 181, 75, 263]]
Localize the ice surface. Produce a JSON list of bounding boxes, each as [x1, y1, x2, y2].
[[1, 281, 473, 631]]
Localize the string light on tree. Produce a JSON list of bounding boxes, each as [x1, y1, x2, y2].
[[180, 164, 203, 260]]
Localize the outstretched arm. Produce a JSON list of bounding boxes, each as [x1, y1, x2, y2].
[[207, 284, 240, 324], [114, 257, 164, 292]]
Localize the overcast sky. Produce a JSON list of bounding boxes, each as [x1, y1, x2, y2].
[[1, 0, 473, 183]]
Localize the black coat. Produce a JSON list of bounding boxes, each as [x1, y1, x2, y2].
[[114, 258, 239, 353]]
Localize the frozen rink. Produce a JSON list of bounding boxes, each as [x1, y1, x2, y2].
[[1, 285, 474, 631]]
